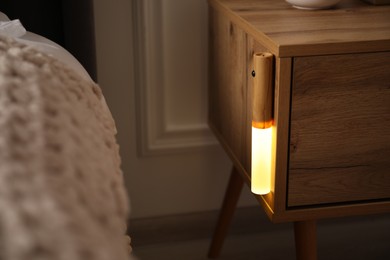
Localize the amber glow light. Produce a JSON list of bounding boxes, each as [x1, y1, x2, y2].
[[251, 124, 273, 195]]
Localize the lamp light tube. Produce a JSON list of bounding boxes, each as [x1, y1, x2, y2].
[[251, 52, 274, 195]]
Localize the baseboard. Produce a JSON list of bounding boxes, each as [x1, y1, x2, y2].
[[128, 206, 390, 248], [127, 206, 291, 247]]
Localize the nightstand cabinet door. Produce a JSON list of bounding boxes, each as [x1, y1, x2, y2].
[[288, 52, 390, 207]]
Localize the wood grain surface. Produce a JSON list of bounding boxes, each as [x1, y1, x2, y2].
[[208, 6, 250, 173], [208, 0, 390, 57], [288, 52, 390, 207]]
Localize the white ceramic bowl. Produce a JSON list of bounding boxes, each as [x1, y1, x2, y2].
[[286, 0, 342, 10]]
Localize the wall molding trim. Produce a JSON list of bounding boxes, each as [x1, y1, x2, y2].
[[132, 0, 217, 156]]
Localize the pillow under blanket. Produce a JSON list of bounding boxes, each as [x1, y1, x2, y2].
[[0, 36, 129, 260]]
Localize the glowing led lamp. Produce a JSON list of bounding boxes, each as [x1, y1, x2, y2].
[[251, 52, 274, 195], [251, 124, 273, 195]]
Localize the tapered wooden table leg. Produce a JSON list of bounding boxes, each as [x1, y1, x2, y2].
[[294, 220, 317, 260], [208, 166, 244, 258]]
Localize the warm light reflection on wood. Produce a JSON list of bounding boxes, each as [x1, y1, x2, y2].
[[252, 120, 273, 129], [251, 125, 273, 195]]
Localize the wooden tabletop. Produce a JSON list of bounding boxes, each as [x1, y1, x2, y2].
[[208, 0, 390, 57]]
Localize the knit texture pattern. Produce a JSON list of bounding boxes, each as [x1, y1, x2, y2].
[[0, 36, 129, 260]]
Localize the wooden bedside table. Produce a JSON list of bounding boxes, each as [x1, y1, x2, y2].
[[207, 0, 390, 259]]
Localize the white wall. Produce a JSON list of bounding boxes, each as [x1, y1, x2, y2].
[[93, 0, 257, 219]]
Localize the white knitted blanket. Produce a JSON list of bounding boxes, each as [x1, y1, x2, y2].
[[0, 36, 130, 260]]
